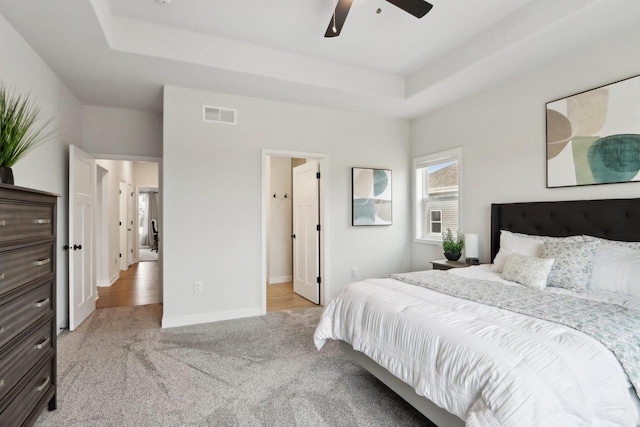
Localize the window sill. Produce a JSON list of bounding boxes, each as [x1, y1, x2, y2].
[[413, 238, 442, 246]]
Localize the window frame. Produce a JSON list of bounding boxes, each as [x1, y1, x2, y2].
[[413, 147, 463, 245], [429, 209, 443, 234]]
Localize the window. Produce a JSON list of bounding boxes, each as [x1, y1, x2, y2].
[[414, 148, 462, 243], [429, 210, 442, 233]]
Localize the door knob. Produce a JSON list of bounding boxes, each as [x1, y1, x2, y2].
[[63, 245, 69, 250], [291, 234, 296, 238], [74, 244, 82, 250]]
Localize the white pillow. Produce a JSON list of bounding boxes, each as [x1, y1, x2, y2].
[[502, 253, 555, 290], [582, 235, 640, 250], [492, 231, 544, 273], [492, 230, 583, 273], [585, 237, 640, 297]]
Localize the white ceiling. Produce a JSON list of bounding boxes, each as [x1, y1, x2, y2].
[[0, 0, 639, 118]]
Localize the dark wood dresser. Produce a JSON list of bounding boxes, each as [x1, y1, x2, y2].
[[0, 184, 57, 426]]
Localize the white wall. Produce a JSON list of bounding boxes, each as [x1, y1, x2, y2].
[[82, 105, 163, 157], [96, 159, 134, 282], [410, 25, 640, 270], [134, 161, 159, 188], [0, 14, 82, 332], [268, 156, 292, 284], [163, 85, 410, 327]]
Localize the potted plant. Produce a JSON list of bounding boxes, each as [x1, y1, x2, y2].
[[442, 228, 464, 261], [0, 85, 55, 185]]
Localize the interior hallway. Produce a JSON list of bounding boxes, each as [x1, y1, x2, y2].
[[97, 261, 161, 308]]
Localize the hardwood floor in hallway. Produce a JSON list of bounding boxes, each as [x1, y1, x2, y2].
[[97, 261, 160, 309], [267, 282, 318, 312]]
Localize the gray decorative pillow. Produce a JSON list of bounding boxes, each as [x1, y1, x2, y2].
[[542, 240, 598, 292], [501, 253, 555, 290]]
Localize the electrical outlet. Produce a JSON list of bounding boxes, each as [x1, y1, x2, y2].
[[351, 267, 358, 278], [194, 281, 203, 292]]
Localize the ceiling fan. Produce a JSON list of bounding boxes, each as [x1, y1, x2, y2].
[[325, 0, 434, 37]]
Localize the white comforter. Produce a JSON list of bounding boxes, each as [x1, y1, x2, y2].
[[314, 266, 640, 427]]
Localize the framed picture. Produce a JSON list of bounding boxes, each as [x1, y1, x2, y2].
[[352, 167, 392, 226], [546, 75, 640, 188]]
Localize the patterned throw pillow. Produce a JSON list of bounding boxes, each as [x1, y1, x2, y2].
[[582, 235, 640, 250], [542, 240, 598, 292], [501, 253, 555, 290]]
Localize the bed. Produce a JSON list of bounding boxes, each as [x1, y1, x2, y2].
[[314, 198, 640, 427]]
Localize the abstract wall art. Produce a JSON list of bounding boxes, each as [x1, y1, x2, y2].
[[546, 75, 640, 188], [352, 167, 392, 226]]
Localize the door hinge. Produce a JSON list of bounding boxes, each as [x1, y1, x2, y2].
[[316, 172, 321, 179], [316, 224, 321, 231], [317, 276, 321, 284], [119, 190, 122, 194], [131, 192, 134, 196]]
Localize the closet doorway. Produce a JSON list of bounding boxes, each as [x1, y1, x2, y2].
[[262, 149, 328, 313]]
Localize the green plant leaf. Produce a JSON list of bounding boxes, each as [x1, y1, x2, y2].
[[0, 85, 57, 168]]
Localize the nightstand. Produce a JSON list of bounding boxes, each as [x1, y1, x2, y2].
[[431, 259, 469, 271]]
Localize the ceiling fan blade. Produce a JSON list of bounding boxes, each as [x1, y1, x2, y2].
[[384, 0, 433, 18], [325, 0, 354, 38]]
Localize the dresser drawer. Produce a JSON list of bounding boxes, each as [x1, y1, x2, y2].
[[0, 284, 52, 350], [0, 202, 54, 244], [0, 357, 53, 427], [0, 319, 53, 404], [0, 244, 54, 296]]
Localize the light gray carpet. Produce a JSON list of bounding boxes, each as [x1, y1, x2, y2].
[[139, 248, 158, 262], [35, 305, 431, 427]]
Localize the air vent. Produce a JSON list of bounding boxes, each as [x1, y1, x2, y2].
[[203, 105, 237, 125]]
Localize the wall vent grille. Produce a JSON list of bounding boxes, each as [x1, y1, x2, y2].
[[203, 105, 237, 125]]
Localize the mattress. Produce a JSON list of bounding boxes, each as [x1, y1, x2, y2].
[[314, 266, 640, 427]]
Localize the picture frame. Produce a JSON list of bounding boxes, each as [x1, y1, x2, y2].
[[352, 167, 392, 226], [546, 75, 640, 188]]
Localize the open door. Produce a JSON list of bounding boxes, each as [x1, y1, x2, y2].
[[127, 184, 134, 266], [292, 160, 320, 304], [69, 145, 97, 331]]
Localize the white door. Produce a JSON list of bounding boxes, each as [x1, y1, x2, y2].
[[69, 145, 97, 331], [127, 184, 134, 266], [292, 160, 320, 304], [119, 182, 128, 271]]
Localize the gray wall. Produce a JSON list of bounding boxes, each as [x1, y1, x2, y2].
[[0, 14, 83, 332], [410, 25, 640, 270], [162, 85, 411, 326], [82, 105, 163, 157]]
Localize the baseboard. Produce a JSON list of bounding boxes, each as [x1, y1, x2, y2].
[[269, 275, 292, 285], [97, 274, 116, 287], [161, 307, 262, 329]]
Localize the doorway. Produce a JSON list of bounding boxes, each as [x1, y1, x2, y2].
[[261, 149, 329, 314], [96, 159, 161, 309]]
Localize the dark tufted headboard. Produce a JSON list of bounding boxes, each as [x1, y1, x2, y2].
[[490, 198, 640, 261]]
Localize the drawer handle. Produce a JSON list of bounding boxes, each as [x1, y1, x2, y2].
[[0, 327, 4, 334], [33, 258, 51, 266], [0, 220, 5, 226], [35, 298, 50, 308], [0, 379, 4, 388], [0, 273, 4, 280], [35, 376, 50, 393], [34, 219, 51, 225], [35, 337, 50, 350]]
